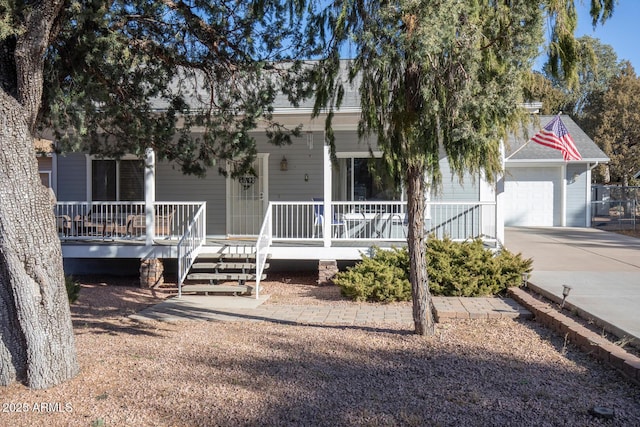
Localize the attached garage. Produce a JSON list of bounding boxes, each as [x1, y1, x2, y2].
[[503, 115, 609, 229], [504, 166, 561, 226]]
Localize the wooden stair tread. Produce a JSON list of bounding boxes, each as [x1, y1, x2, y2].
[[191, 262, 269, 270], [186, 272, 266, 281], [181, 284, 249, 294], [197, 253, 271, 261]]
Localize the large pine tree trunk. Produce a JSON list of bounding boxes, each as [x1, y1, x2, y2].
[[0, 0, 77, 388], [0, 92, 79, 388], [406, 165, 435, 336]]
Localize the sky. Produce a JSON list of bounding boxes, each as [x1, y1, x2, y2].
[[571, 1, 640, 72]]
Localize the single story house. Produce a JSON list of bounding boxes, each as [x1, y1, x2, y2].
[[38, 86, 608, 292]]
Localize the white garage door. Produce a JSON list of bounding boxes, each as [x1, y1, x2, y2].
[[504, 167, 560, 226]]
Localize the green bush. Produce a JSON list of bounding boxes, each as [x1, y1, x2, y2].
[[333, 247, 411, 302], [427, 237, 532, 297], [65, 276, 81, 303], [333, 239, 532, 301]]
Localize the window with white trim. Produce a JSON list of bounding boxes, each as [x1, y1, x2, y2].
[[91, 159, 144, 201], [332, 157, 401, 201], [39, 171, 52, 188]]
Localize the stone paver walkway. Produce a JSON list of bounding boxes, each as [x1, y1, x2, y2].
[[130, 296, 531, 324]]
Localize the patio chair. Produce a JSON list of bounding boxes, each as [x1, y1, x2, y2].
[[312, 198, 346, 238], [56, 215, 72, 236], [72, 214, 104, 237], [388, 212, 408, 238], [126, 210, 175, 238]]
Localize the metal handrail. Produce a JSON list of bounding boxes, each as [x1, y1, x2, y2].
[[176, 202, 207, 298], [254, 203, 273, 299]]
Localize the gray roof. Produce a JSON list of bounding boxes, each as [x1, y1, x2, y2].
[[271, 60, 361, 112], [506, 115, 609, 163], [152, 61, 363, 113]]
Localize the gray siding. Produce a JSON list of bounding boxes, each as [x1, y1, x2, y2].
[[333, 130, 378, 152], [432, 158, 480, 201], [56, 154, 86, 201], [257, 132, 325, 202], [38, 157, 52, 170], [566, 164, 588, 227], [155, 160, 227, 235]]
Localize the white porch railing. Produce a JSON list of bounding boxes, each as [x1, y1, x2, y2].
[[426, 202, 497, 243], [254, 204, 273, 299], [269, 201, 497, 243], [55, 201, 204, 241], [177, 203, 207, 298]]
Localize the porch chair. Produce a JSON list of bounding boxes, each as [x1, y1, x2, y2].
[[312, 198, 346, 238], [72, 214, 104, 237], [55, 215, 72, 237], [126, 210, 175, 238], [388, 212, 408, 239]]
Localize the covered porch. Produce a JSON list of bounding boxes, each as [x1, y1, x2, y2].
[[55, 198, 499, 296], [54, 147, 502, 297]]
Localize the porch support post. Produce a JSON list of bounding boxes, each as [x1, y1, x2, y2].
[[145, 148, 156, 246], [51, 151, 58, 195], [560, 163, 567, 227], [323, 143, 332, 247], [586, 164, 593, 227], [494, 141, 505, 245]]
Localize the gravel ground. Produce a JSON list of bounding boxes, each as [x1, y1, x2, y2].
[[2, 275, 639, 427]]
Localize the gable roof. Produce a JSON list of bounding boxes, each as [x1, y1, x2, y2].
[[506, 115, 608, 163]]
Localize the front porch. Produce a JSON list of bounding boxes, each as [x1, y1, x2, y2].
[[56, 199, 499, 297], [56, 199, 499, 252]]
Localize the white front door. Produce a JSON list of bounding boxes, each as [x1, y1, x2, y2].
[[227, 155, 269, 236]]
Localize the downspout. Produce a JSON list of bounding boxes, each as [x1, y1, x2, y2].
[[586, 162, 600, 227]]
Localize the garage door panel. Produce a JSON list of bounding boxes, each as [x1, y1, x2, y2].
[[505, 167, 559, 227]]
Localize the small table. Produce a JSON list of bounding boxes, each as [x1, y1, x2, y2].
[[342, 212, 407, 239]]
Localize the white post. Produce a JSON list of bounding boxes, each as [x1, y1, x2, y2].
[[52, 151, 58, 196], [586, 164, 592, 227], [323, 141, 332, 247], [494, 141, 506, 245], [560, 163, 567, 227], [145, 148, 156, 246], [85, 154, 91, 202]]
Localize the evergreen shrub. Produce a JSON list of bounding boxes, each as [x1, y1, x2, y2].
[[332, 247, 411, 302], [66, 276, 81, 303], [333, 238, 532, 301]]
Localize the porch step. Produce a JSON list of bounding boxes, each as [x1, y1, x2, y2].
[[184, 246, 271, 291], [190, 262, 269, 271], [186, 273, 267, 282], [180, 284, 251, 295], [197, 253, 271, 261]]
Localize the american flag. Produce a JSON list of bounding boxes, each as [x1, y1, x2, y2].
[[531, 115, 582, 161]]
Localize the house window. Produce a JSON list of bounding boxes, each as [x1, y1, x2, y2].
[[39, 171, 52, 188], [92, 159, 144, 201], [333, 157, 401, 201]]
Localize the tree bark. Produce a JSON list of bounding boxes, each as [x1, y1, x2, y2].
[[0, 92, 79, 389], [406, 164, 435, 336], [1, 0, 78, 389]]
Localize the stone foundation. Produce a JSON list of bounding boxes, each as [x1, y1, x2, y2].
[[140, 258, 164, 288], [317, 260, 338, 286]]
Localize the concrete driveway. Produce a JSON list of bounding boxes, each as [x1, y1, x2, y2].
[[505, 227, 640, 345]]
